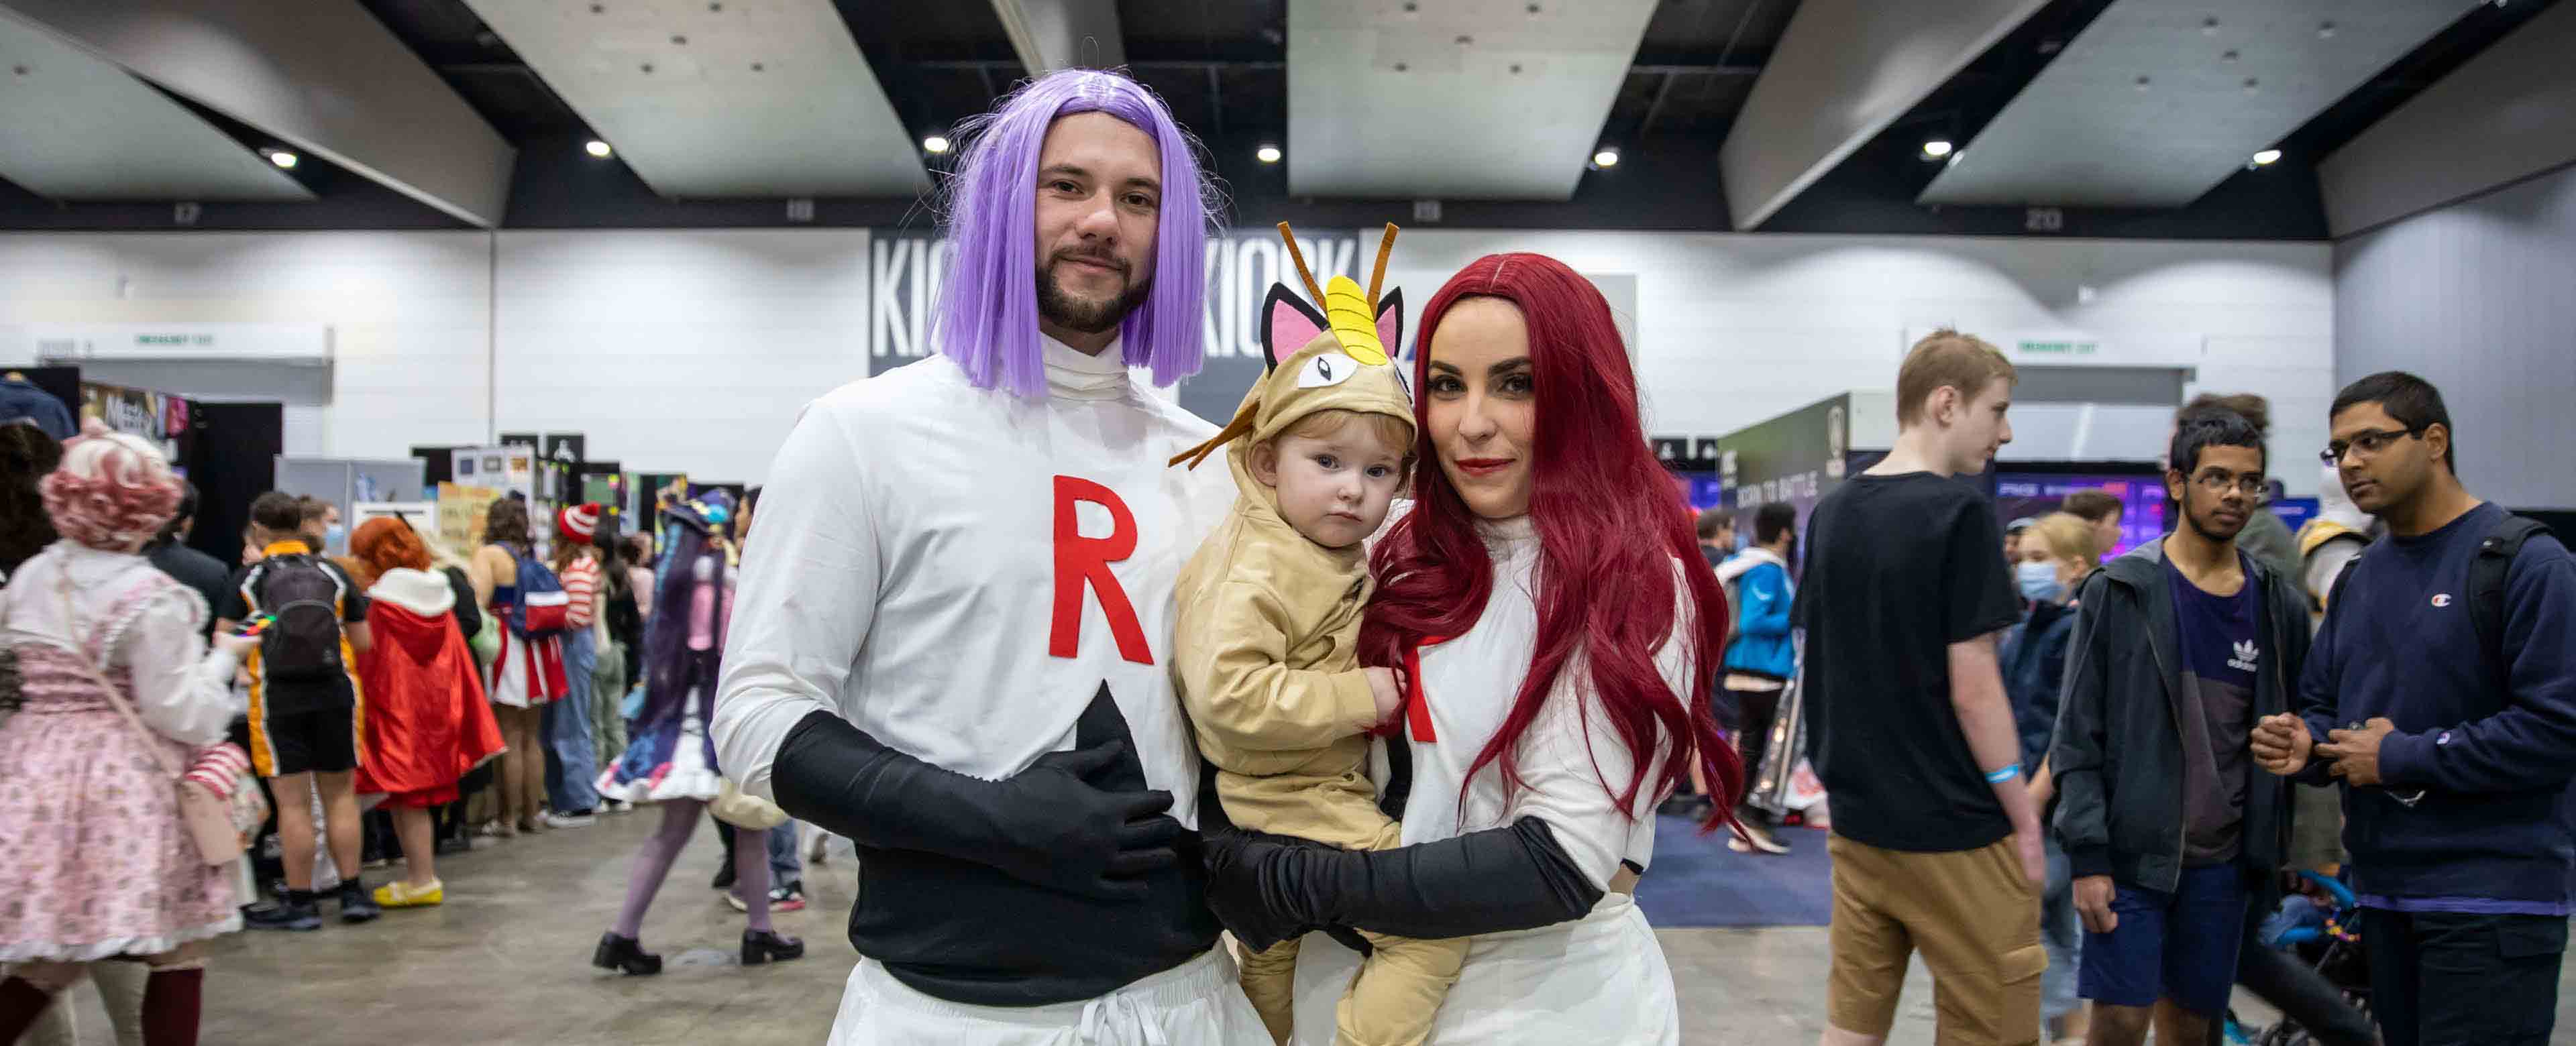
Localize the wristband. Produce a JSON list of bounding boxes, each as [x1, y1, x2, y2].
[[1984, 764, 2021, 784]]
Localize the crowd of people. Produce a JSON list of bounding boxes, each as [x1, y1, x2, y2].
[[0, 438, 828, 1041], [0, 64, 2568, 1046]]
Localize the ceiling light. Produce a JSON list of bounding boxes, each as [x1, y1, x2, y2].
[[1255, 144, 1282, 164], [922, 135, 952, 154], [1921, 139, 1954, 159], [266, 150, 298, 170], [2251, 148, 2282, 166], [1591, 148, 1620, 168], [584, 139, 612, 158]]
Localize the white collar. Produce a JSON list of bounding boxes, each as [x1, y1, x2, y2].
[[1474, 514, 1538, 549], [1042, 334, 1130, 400], [367, 567, 455, 617]]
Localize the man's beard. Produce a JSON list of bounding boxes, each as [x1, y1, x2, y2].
[[2183, 498, 2245, 544], [1036, 258, 1152, 335]]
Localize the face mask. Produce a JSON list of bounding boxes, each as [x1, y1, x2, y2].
[[325, 524, 345, 548], [2016, 560, 2063, 603]]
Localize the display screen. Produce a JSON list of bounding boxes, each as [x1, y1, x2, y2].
[[1994, 472, 2166, 559]]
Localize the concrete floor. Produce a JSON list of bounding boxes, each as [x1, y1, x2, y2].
[[34, 810, 2575, 1045]]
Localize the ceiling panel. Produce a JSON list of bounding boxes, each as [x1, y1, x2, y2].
[[1287, 0, 1658, 199], [464, 0, 928, 198], [1919, 0, 2484, 208], [0, 9, 312, 201]]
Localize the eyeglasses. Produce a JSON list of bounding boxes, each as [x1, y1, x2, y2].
[[2319, 426, 2424, 465], [2191, 470, 2266, 497]]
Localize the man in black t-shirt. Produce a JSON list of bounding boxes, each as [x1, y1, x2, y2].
[[1795, 330, 2042, 1046], [2050, 412, 2309, 1046], [145, 482, 231, 640], [217, 491, 376, 931]]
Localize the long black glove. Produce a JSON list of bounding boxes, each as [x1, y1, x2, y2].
[[769, 704, 1183, 902], [1201, 817, 1606, 951]]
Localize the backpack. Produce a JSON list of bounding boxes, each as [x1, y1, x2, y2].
[[2328, 512, 2549, 693], [506, 550, 573, 640], [254, 554, 346, 683]]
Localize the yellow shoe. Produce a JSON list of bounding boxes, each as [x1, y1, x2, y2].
[[374, 880, 443, 908]]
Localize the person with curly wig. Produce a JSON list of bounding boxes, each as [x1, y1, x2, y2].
[[346, 517, 504, 909], [1201, 253, 1745, 1045], [0, 419, 260, 1045]]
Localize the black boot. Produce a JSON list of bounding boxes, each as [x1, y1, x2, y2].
[[592, 932, 663, 976], [740, 929, 804, 966], [339, 880, 382, 924]]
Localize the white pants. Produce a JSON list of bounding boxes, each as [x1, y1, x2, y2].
[[826, 947, 1271, 1046], [1289, 894, 1681, 1046]]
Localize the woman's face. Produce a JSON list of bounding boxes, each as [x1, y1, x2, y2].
[[2025, 545, 2088, 597], [1424, 297, 1538, 521]]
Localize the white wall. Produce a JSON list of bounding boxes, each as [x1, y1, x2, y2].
[[1380, 230, 2336, 493], [492, 229, 869, 482], [2336, 162, 2576, 509], [0, 227, 2332, 492], [0, 230, 493, 456]]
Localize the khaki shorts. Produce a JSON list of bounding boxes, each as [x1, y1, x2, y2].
[[1827, 833, 2046, 1046]]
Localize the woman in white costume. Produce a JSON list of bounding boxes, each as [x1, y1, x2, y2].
[[1205, 253, 1747, 1045]]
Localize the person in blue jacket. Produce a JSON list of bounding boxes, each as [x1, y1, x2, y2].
[[1719, 502, 1798, 854], [2252, 371, 2576, 1046], [1999, 510, 2100, 1043]]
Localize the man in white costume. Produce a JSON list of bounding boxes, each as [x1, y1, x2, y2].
[[710, 70, 1267, 1043]]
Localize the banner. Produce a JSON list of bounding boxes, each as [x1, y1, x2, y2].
[[1709, 393, 1851, 546]]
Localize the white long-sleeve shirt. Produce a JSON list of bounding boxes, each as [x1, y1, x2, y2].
[[713, 337, 1235, 827], [1389, 516, 1693, 889], [1, 541, 240, 746]]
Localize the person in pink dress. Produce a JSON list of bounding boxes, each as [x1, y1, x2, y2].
[[0, 420, 260, 1045]]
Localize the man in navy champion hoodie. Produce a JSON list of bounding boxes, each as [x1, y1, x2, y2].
[[2251, 371, 2576, 1046]]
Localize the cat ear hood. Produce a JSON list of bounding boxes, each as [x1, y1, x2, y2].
[[1170, 222, 1416, 471]]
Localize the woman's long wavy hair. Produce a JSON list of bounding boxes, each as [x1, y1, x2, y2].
[[1359, 253, 1743, 832]]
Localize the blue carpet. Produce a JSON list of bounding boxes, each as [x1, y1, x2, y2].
[[1633, 812, 1837, 929]]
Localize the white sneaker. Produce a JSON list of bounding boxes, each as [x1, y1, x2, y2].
[[544, 811, 598, 829]]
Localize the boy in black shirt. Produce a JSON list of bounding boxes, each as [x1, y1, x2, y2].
[[1796, 330, 2041, 1046], [2253, 372, 2576, 1046], [219, 491, 375, 930]]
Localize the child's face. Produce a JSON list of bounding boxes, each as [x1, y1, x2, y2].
[[1254, 424, 1407, 550]]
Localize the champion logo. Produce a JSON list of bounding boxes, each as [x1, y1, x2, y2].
[[2430, 593, 2454, 608], [2227, 639, 2261, 673]]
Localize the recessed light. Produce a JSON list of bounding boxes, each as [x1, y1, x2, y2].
[[267, 150, 299, 170], [922, 135, 952, 154], [1591, 148, 1620, 168], [1255, 144, 1282, 164], [1922, 139, 1954, 159], [2252, 149, 2282, 166], [585, 139, 613, 158]]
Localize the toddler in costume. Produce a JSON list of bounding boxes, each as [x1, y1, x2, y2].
[[1172, 223, 1462, 1046]]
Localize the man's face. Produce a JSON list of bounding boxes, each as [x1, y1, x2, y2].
[[2166, 443, 2263, 544], [1943, 377, 2015, 475], [1030, 111, 1161, 339], [2093, 510, 2122, 555], [2003, 530, 2023, 562], [2328, 401, 2438, 516]]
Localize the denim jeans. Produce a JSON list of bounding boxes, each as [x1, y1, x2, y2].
[[2039, 835, 2082, 1023], [542, 630, 602, 814]]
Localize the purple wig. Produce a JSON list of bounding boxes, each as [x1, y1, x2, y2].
[[637, 489, 735, 730], [934, 68, 1220, 398]]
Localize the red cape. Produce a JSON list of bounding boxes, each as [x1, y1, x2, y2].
[[354, 596, 504, 797]]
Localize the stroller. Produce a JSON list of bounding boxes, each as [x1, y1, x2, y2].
[[2228, 870, 2373, 1046]]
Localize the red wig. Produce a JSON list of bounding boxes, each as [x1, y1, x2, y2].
[[1360, 253, 1743, 832]]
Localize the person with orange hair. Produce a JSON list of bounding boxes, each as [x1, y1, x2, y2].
[[0, 420, 261, 1045], [347, 517, 504, 909]]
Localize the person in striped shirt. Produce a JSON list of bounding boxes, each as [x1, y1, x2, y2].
[[541, 504, 606, 825]]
